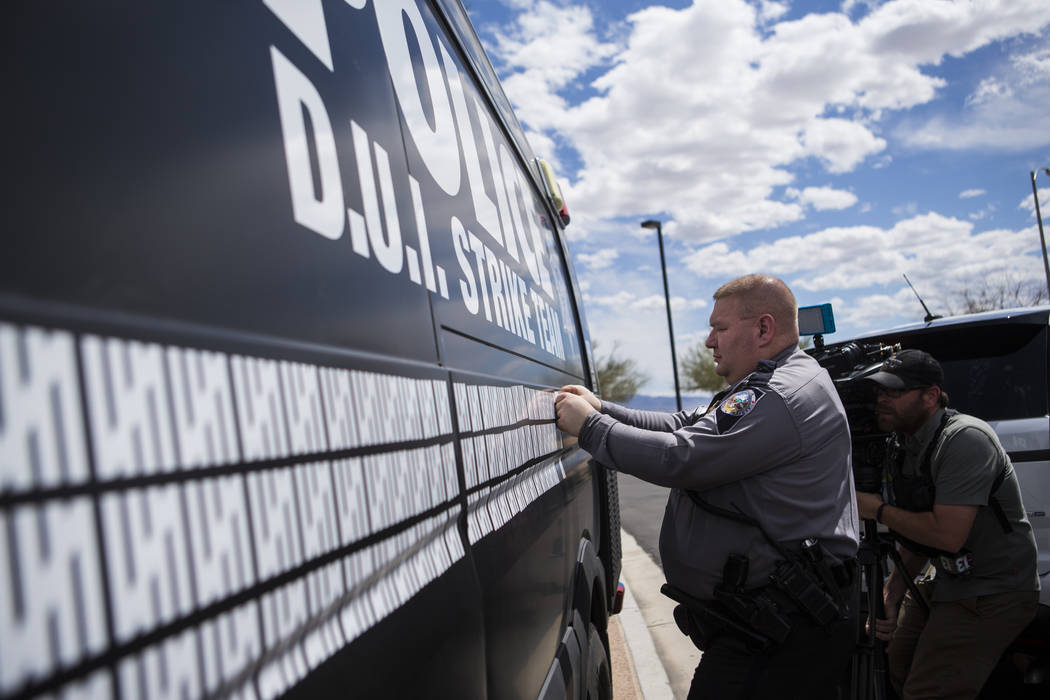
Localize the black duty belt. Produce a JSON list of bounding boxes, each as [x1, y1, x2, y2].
[[682, 490, 854, 631]]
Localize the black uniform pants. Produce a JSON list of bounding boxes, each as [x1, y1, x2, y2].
[[688, 589, 858, 700]]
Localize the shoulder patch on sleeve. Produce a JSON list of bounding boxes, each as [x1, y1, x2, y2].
[[716, 388, 766, 433], [720, 389, 760, 416]]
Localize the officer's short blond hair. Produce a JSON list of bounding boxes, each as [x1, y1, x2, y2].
[[713, 274, 798, 337]]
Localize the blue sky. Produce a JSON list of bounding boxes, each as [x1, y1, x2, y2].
[[465, 0, 1050, 395]]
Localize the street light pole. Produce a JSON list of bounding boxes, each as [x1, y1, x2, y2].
[[1032, 169, 1050, 302], [641, 219, 683, 412]]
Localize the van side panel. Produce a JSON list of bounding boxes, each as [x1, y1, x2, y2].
[[6, 2, 438, 364], [2, 1, 614, 699], [455, 371, 583, 698]]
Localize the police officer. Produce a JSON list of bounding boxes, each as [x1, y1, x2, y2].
[[856, 349, 1039, 699], [556, 274, 859, 699]]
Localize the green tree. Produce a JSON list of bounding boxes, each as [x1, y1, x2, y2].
[[680, 343, 725, 393], [680, 337, 812, 394], [595, 342, 648, 403]]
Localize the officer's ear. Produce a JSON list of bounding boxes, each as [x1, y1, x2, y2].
[[756, 313, 776, 343]]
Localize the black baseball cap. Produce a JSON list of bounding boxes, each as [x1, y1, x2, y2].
[[866, 349, 943, 390]]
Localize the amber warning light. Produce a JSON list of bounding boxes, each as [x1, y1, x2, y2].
[[537, 158, 571, 226]]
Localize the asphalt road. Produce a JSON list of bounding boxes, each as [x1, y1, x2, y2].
[[616, 473, 670, 567]]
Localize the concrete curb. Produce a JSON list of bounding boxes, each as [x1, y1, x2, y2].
[[617, 578, 674, 699], [616, 529, 702, 698]]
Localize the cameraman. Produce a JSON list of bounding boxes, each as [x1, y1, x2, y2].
[[856, 349, 1039, 699], [556, 274, 859, 699]]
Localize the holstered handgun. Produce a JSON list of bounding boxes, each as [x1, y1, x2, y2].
[[661, 583, 785, 652]]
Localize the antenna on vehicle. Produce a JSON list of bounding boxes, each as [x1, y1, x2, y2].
[[903, 273, 942, 323]]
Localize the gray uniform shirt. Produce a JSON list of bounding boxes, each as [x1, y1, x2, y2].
[[891, 408, 1039, 601], [578, 345, 859, 600]]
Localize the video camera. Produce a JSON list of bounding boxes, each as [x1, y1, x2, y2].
[[799, 304, 899, 492]]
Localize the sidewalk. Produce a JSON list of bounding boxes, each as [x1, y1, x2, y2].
[[609, 529, 701, 699]]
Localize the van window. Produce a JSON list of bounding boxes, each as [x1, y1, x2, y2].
[[434, 0, 521, 140], [404, 2, 584, 380], [895, 323, 1048, 421]]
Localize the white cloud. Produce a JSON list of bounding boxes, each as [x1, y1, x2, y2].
[[800, 119, 888, 174], [835, 287, 922, 327], [787, 186, 859, 210], [892, 202, 919, 217], [901, 112, 1050, 152], [585, 290, 636, 308], [1020, 179, 1050, 219], [859, 0, 1048, 62], [901, 42, 1050, 151], [966, 77, 1012, 106], [680, 212, 1045, 322], [959, 188, 986, 198], [487, 0, 1049, 243], [488, 2, 616, 87], [630, 295, 709, 312], [577, 248, 620, 270], [1014, 47, 1050, 84], [757, 1, 789, 24], [631, 295, 668, 312], [967, 202, 997, 221]]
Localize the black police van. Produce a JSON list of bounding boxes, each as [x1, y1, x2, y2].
[[1, 2, 620, 698]]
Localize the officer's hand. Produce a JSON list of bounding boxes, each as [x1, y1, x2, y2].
[[855, 491, 883, 520], [558, 384, 600, 411], [555, 392, 596, 436]]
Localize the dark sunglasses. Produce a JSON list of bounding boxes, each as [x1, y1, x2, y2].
[[876, 385, 929, 399]]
